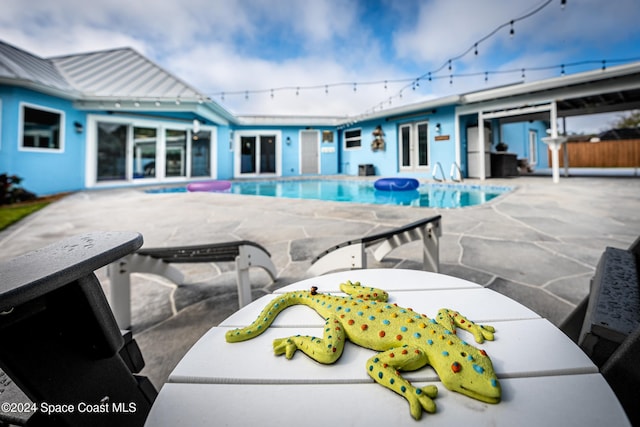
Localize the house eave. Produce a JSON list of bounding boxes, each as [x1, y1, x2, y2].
[[73, 97, 232, 126], [0, 77, 80, 100]]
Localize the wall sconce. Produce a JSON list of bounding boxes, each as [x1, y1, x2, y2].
[[435, 123, 442, 134], [371, 125, 385, 151], [73, 121, 84, 134], [286, 136, 291, 145], [229, 130, 234, 151]]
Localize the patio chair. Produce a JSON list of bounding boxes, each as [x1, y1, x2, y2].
[[108, 240, 277, 329], [601, 324, 640, 426], [307, 215, 442, 276], [559, 236, 640, 365], [0, 232, 156, 427]]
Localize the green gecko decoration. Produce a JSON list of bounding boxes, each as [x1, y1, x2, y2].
[[226, 281, 501, 420]]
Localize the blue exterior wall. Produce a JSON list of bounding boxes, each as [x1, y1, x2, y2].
[[230, 125, 337, 177], [1, 84, 549, 196], [341, 106, 457, 178], [216, 125, 234, 179], [0, 86, 86, 195], [500, 121, 550, 168]]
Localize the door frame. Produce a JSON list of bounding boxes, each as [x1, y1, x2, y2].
[[398, 120, 430, 172], [233, 130, 282, 178]]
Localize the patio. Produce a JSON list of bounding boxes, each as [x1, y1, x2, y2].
[[0, 175, 638, 389]]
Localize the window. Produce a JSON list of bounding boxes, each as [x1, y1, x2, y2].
[[344, 129, 361, 149], [21, 104, 64, 150]]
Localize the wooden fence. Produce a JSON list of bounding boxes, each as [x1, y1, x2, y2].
[[550, 139, 640, 167]]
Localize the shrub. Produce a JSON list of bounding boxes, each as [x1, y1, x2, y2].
[[1, 173, 36, 205]]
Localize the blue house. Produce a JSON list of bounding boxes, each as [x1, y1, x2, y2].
[[2, 40, 640, 195]]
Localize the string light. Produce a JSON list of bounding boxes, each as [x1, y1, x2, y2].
[[509, 20, 514, 38], [561, 0, 566, 10], [474, 43, 478, 55]]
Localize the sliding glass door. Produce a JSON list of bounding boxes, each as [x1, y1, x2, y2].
[[97, 122, 127, 181], [237, 132, 279, 177], [91, 117, 215, 186]]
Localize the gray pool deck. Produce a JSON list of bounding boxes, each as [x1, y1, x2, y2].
[[0, 174, 638, 391]]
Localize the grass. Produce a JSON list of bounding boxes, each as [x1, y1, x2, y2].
[[0, 194, 67, 231]]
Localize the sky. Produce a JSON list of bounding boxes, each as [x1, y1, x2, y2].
[[2, 0, 640, 133]]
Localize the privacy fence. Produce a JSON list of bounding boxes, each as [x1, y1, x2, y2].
[[550, 139, 640, 167]]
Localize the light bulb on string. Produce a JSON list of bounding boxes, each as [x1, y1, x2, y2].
[[521, 68, 526, 79], [484, 71, 489, 83], [245, 91, 249, 100], [561, 64, 565, 76], [509, 20, 514, 38], [428, 72, 432, 82], [384, 80, 388, 90], [601, 60, 606, 71], [474, 43, 478, 55], [325, 85, 329, 94], [448, 59, 452, 71], [449, 74, 453, 85], [353, 82, 357, 92], [270, 89, 274, 99], [561, 0, 566, 10]]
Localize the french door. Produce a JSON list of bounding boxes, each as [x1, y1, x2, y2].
[[237, 132, 280, 177], [399, 121, 429, 171]]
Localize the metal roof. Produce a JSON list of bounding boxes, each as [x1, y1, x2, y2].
[[50, 47, 205, 102], [0, 40, 76, 96]]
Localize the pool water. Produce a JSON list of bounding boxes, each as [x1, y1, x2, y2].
[[147, 179, 511, 208]]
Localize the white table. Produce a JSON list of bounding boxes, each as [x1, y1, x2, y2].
[[144, 269, 631, 426]]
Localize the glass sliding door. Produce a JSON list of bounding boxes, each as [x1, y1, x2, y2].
[[91, 118, 215, 186], [97, 122, 127, 181], [260, 135, 276, 173], [191, 130, 211, 177], [165, 129, 187, 177], [240, 136, 257, 174], [133, 127, 157, 178], [237, 133, 278, 176]]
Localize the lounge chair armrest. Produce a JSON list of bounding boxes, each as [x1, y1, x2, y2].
[[0, 231, 143, 312], [307, 243, 366, 276]]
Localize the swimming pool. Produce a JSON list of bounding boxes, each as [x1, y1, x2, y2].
[[147, 179, 511, 208]]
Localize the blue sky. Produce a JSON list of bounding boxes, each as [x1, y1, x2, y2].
[[2, 0, 640, 133]]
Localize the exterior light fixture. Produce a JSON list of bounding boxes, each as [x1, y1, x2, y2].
[[286, 136, 292, 145], [73, 121, 84, 134], [435, 123, 442, 134]]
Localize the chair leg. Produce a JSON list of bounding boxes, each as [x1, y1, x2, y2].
[[108, 257, 133, 330]]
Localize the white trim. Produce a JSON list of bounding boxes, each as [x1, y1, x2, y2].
[[18, 102, 65, 153], [528, 129, 538, 166], [398, 121, 430, 172], [299, 129, 320, 174], [233, 130, 282, 178]]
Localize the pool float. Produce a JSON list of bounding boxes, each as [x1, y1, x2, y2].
[[374, 177, 420, 191], [186, 180, 232, 192]]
